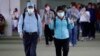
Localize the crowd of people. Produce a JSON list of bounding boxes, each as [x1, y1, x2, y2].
[[0, 1, 100, 56], [41, 2, 100, 47], [17, 1, 100, 56]]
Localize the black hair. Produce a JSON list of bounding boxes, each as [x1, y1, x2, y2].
[[56, 6, 64, 12], [88, 2, 92, 6], [14, 8, 18, 12], [45, 3, 50, 7], [71, 2, 76, 7], [81, 5, 86, 8]]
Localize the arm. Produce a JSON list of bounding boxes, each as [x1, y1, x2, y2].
[[86, 11, 90, 22], [68, 18, 74, 29], [42, 13, 46, 29], [38, 15, 42, 38], [18, 15, 23, 35], [49, 19, 54, 30]]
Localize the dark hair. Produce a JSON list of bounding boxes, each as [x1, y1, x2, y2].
[[71, 2, 77, 7], [88, 2, 92, 6], [56, 6, 64, 12], [97, 2, 100, 9], [81, 5, 86, 8], [92, 3, 97, 8], [45, 3, 50, 7], [81, 5, 88, 11], [34, 7, 39, 14], [14, 8, 18, 12], [62, 5, 66, 8]]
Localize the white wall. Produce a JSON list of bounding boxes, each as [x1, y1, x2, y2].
[[0, 0, 20, 37], [97, 0, 100, 2], [10, 0, 20, 14]]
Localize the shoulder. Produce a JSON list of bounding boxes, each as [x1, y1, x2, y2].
[[50, 11, 54, 14]]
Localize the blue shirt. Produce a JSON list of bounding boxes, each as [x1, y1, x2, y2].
[[66, 8, 80, 19], [49, 17, 74, 39], [18, 12, 42, 37]]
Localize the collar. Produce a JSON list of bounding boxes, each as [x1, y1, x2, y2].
[[56, 16, 66, 20], [26, 12, 35, 16]]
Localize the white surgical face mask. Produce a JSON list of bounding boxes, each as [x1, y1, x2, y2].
[[27, 8, 34, 14], [57, 12, 65, 18]]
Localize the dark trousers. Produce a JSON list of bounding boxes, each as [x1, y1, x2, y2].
[[77, 23, 80, 41], [80, 22, 89, 37], [96, 20, 100, 32], [89, 22, 96, 38], [44, 25, 53, 45], [54, 38, 69, 56], [23, 32, 38, 56]]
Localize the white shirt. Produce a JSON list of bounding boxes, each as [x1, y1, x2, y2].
[[80, 11, 90, 22]]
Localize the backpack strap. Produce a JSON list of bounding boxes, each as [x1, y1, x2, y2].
[[34, 12, 38, 20], [54, 17, 69, 29], [65, 17, 70, 30], [54, 18, 56, 29], [22, 12, 25, 30]]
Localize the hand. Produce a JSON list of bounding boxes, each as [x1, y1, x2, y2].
[[48, 18, 51, 23], [38, 38, 41, 42], [19, 33, 23, 38], [37, 37, 41, 43], [69, 19, 74, 24], [42, 22, 45, 29]]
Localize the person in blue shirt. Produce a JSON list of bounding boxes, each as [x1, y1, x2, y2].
[[18, 2, 42, 56], [66, 2, 80, 46], [49, 6, 74, 56]]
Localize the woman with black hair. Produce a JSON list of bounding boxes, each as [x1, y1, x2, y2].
[[49, 6, 74, 56], [80, 5, 90, 41]]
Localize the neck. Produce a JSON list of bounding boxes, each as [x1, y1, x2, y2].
[[58, 16, 64, 20], [46, 10, 50, 13]]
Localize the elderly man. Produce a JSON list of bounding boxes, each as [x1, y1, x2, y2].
[[18, 1, 42, 56]]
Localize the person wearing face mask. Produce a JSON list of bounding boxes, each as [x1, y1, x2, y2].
[[42, 4, 55, 46], [27, 7, 34, 15], [18, 2, 42, 56], [49, 6, 74, 56]]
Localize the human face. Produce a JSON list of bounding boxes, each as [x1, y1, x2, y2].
[[27, 8, 34, 15], [45, 6, 50, 11], [57, 10, 65, 19]]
